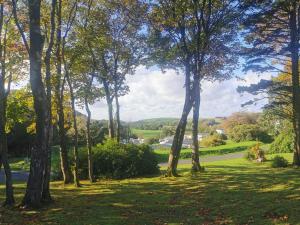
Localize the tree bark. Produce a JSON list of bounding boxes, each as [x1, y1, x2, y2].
[[0, 2, 15, 206], [56, 0, 72, 183], [103, 79, 115, 139], [115, 90, 121, 143], [85, 97, 95, 183], [42, 0, 56, 202], [166, 60, 192, 176], [22, 0, 49, 208], [66, 72, 80, 187], [191, 78, 201, 172], [289, 1, 300, 166]]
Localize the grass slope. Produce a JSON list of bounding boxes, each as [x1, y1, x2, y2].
[[154, 140, 257, 163], [1, 154, 299, 225], [132, 129, 163, 139]]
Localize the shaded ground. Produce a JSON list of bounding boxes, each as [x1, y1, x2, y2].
[[0, 154, 299, 225]]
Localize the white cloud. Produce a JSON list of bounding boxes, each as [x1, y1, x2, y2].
[[79, 66, 272, 121]]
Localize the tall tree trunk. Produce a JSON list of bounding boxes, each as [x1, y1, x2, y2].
[[42, 0, 56, 202], [22, 0, 49, 208], [167, 60, 192, 176], [66, 72, 80, 187], [56, 0, 72, 183], [115, 90, 121, 143], [0, 96, 14, 206], [103, 80, 115, 139], [290, 2, 300, 166], [0, 3, 14, 206], [191, 78, 201, 172], [85, 97, 95, 183]]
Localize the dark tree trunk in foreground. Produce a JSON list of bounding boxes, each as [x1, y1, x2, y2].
[[42, 0, 56, 202], [103, 80, 115, 139], [0, 3, 14, 206], [56, 0, 72, 183], [167, 61, 192, 176], [191, 78, 201, 172], [85, 97, 95, 183], [22, 0, 50, 208], [289, 2, 300, 166], [66, 72, 80, 187]]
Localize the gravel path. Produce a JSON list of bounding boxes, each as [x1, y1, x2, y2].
[[158, 151, 245, 167]]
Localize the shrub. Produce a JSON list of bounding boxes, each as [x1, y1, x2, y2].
[[78, 139, 159, 179], [269, 131, 294, 154], [244, 151, 255, 161], [271, 156, 288, 168], [201, 134, 226, 147], [245, 142, 266, 162], [228, 124, 272, 143], [144, 137, 159, 145]]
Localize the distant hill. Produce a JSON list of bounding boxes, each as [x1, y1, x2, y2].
[[128, 118, 180, 130], [128, 117, 226, 130]]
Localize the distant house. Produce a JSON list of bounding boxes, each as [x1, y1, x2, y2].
[[216, 129, 225, 135], [129, 138, 144, 144], [158, 133, 209, 148]]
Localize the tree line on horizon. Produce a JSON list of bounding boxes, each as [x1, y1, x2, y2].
[[0, 0, 299, 209]]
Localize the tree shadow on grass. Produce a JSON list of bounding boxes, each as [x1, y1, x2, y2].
[[0, 163, 299, 225]]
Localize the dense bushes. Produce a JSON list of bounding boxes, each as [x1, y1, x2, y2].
[[144, 137, 159, 145], [79, 140, 159, 179], [271, 156, 288, 168], [269, 131, 294, 154], [244, 143, 265, 162], [201, 134, 226, 147], [228, 124, 272, 143]]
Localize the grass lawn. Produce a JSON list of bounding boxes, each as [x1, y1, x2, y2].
[[1, 153, 299, 225], [132, 129, 162, 139], [154, 140, 257, 163]]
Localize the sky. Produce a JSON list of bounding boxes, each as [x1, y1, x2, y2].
[[77, 66, 273, 122]]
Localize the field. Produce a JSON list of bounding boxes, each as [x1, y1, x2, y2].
[[154, 140, 257, 163], [1, 153, 299, 225], [132, 129, 163, 139]]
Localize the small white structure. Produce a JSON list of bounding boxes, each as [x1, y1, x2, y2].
[[216, 129, 225, 135]]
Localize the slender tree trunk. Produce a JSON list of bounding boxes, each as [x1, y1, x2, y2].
[[85, 97, 95, 183], [103, 80, 115, 139], [42, 0, 56, 202], [0, 104, 14, 206], [66, 73, 80, 187], [56, 0, 72, 183], [0, 3, 14, 206], [22, 0, 49, 208], [191, 78, 201, 172], [167, 60, 192, 176], [115, 92, 121, 143], [289, 2, 300, 166]]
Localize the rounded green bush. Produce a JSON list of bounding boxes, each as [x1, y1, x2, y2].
[[78, 139, 159, 179], [269, 131, 294, 154], [271, 156, 288, 168]]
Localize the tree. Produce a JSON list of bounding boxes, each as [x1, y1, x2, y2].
[[148, 0, 240, 175], [13, 0, 53, 207], [0, 1, 18, 206], [242, 0, 300, 165]]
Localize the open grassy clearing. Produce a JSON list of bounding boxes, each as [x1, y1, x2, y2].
[[1, 153, 299, 225], [154, 140, 257, 163], [132, 129, 163, 139]]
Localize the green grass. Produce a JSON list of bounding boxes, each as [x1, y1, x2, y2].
[[1, 153, 299, 225], [154, 140, 257, 163], [132, 129, 162, 139]]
